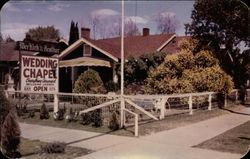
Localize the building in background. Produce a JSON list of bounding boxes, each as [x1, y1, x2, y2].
[[59, 27, 190, 92], [0, 36, 68, 91]]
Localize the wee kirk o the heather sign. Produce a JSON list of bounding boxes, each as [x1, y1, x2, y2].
[[20, 55, 59, 93]]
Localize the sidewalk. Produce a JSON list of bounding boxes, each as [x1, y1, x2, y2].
[[20, 107, 250, 159]]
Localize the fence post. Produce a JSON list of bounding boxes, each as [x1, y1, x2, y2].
[[189, 95, 193, 115], [120, 97, 125, 128], [135, 114, 138, 137], [54, 94, 59, 113], [235, 90, 238, 102], [224, 94, 227, 107], [159, 97, 166, 120], [4, 91, 9, 99], [208, 93, 212, 110]]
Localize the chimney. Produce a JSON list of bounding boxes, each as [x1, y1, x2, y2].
[[143, 28, 150, 36], [81, 28, 90, 39]]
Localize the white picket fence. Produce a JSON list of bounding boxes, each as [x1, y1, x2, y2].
[[5, 89, 250, 136]]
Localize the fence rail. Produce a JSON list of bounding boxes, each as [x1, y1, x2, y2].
[[4, 89, 250, 136]]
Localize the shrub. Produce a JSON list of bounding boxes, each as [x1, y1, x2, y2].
[[105, 81, 120, 92], [108, 111, 119, 131], [28, 111, 35, 118], [73, 69, 106, 94], [40, 103, 49, 120], [80, 112, 92, 125], [123, 52, 167, 85], [1, 108, 21, 158], [40, 142, 65, 154], [91, 109, 103, 127], [144, 49, 234, 95], [0, 90, 12, 144], [177, 39, 199, 52], [54, 104, 67, 120], [65, 107, 74, 122], [55, 109, 65, 120]]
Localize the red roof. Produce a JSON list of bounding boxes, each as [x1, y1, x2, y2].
[[90, 33, 176, 58], [0, 42, 35, 61], [160, 36, 191, 54]]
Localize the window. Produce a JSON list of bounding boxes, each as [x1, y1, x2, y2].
[[83, 44, 92, 56]]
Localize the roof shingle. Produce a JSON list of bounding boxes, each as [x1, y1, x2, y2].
[[90, 33, 176, 58], [0, 42, 35, 61]]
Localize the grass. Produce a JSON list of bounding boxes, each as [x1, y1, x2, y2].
[[16, 137, 92, 159], [18, 112, 135, 136], [18, 104, 247, 136], [193, 120, 250, 155]]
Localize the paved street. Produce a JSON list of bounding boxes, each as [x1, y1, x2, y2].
[[20, 107, 250, 159]]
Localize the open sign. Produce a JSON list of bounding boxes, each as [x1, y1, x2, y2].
[[20, 55, 59, 93]]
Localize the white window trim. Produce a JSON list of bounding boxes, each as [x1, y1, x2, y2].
[[83, 44, 92, 56]]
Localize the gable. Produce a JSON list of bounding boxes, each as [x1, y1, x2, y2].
[[59, 38, 119, 62]]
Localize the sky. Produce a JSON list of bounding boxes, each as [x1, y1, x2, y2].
[[0, 0, 194, 41]]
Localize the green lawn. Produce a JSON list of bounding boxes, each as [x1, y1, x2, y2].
[[18, 105, 247, 136], [193, 120, 250, 155]]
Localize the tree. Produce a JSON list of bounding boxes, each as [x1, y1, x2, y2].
[[234, 49, 250, 87], [124, 52, 167, 86], [91, 16, 141, 39], [25, 25, 61, 41], [155, 11, 180, 34], [1, 109, 21, 158], [0, 90, 12, 144], [124, 19, 140, 37], [0, 33, 3, 42], [5, 36, 15, 42], [68, 21, 79, 45], [144, 40, 234, 95], [185, 0, 249, 86]]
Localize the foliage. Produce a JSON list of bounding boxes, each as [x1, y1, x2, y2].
[[124, 19, 141, 37], [124, 83, 144, 95], [1, 109, 21, 158], [5, 36, 15, 42], [91, 109, 103, 127], [54, 108, 66, 121], [185, 0, 249, 85], [79, 103, 103, 127], [177, 38, 199, 52], [108, 111, 119, 131], [0, 91, 12, 144], [73, 70, 105, 126], [16, 102, 28, 117], [25, 25, 61, 41], [91, 15, 141, 39], [28, 111, 35, 118], [183, 65, 234, 93], [69, 21, 79, 45], [144, 45, 234, 95], [0, 33, 3, 42], [155, 10, 180, 34], [104, 81, 120, 92], [234, 49, 250, 88], [80, 112, 92, 125], [40, 142, 65, 154], [124, 52, 167, 85], [40, 103, 49, 120], [73, 69, 106, 94], [65, 107, 74, 123]]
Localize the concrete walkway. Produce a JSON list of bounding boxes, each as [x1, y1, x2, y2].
[[20, 107, 250, 159]]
